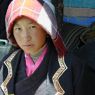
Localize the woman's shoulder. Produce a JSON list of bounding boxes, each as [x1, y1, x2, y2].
[[0, 48, 21, 69]]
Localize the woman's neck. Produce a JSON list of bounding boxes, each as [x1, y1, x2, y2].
[[30, 44, 47, 62]]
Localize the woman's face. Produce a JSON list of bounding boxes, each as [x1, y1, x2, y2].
[[13, 17, 47, 55]]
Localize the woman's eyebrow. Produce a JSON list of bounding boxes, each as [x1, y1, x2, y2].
[[28, 21, 36, 24], [14, 23, 20, 27]]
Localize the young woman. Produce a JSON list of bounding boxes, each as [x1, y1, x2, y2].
[[0, 0, 95, 95], [0, 0, 68, 95]]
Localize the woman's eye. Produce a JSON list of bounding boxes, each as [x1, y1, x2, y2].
[[29, 25, 36, 29], [32, 25, 36, 28], [14, 27, 21, 31]]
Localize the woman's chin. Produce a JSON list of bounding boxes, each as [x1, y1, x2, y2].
[[23, 49, 31, 54]]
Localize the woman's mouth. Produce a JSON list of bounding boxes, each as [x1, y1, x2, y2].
[[23, 44, 34, 47]]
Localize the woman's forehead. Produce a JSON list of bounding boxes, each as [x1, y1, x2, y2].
[[14, 16, 37, 25]]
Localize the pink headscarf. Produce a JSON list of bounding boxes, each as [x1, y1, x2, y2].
[[5, 0, 66, 57]]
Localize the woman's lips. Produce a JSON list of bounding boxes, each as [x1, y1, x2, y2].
[[23, 44, 34, 47]]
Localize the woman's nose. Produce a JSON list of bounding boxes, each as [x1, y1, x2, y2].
[[22, 28, 31, 40]]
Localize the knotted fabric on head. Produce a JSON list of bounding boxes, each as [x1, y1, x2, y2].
[[5, 0, 66, 57]]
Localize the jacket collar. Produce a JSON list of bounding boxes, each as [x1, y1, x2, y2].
[[0, 50, 19, 95]]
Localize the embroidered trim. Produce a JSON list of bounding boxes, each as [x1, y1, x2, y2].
[[0, 50, 19, 95], [52, 56, 68, 95]]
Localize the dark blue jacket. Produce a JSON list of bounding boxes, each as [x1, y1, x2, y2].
[[0, 41, 95, 95]]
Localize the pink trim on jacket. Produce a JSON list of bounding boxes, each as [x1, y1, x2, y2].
[[25, 46, 48, 77]]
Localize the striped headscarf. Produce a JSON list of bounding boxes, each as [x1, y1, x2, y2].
[[5, 0, 66, 57]]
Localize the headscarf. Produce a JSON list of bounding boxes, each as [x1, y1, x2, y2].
[[5, 0, 66, 57]]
